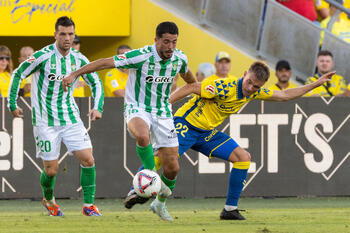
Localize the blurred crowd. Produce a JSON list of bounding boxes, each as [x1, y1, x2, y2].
[[276, 0, 350, 43], [1, 0, 350, 98]]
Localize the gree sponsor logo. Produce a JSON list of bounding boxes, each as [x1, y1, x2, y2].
[[145, 76, 174, 83]]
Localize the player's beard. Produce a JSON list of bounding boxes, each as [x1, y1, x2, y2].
[[160, 50, 173, 60]]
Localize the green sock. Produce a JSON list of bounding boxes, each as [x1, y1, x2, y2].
[[80, 164, 96, 204], [40, 171, 56, 201], [136, 144, 155, 171], [157, 174, 177, 202]]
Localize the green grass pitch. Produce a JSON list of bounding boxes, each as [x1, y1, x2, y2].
[[0, 197, 349, 233]]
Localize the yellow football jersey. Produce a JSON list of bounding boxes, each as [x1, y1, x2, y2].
[[24, 75, 31, 97], [175, 77, 273, 130], [269, 81, 299, 91], [104, 69, 128, 97], [320, 16, 350, 45], [0, 72, 26, 97], [204, 73, 236, 83], [73, 77, 86, 97], [305, 73, 346, 97]]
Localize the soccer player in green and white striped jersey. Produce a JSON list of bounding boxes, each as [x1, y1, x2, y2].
[[8, 16, 104, 217], [63, 22, 197, 221]]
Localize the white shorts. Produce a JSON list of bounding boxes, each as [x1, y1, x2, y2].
[[124, 104, 178, 148], [33, 121, 92, 161]]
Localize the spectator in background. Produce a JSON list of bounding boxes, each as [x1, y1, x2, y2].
[[269, 60, 299, 90], [204, 51, 236, 83], [104, 45, 131, 97], [196, 63, 215, 82], [315, 0, 329, 22], [305, 50, 346, 96], [0, 45, 14, 97], [277, 0, 318, 22], [72, 35, 81, 51], [18, 46, 34, 97], [343, 83, 350, 96], [72, 35, 87, 97], [320, 0, 350, 44]]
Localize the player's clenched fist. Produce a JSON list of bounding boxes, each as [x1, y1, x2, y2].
[[11, 107, 24, 118], [88, 109, 102, 121], [62, 73, 76, 91]]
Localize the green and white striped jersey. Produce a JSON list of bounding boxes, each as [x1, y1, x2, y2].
[[114, 44, 188, 117], [8, 43, 104, 127]]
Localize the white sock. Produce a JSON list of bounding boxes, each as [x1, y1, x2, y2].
[[84, 203, 93, 207], [127, 189, 135, 196], [224, 205, 237, 211]]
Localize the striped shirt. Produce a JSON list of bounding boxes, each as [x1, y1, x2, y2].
[[114, 44, 188, 117], [8, 43, 104, 127]]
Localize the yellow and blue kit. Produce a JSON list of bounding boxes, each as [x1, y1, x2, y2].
[[174, 77, 273, 160], [269, 81, 299, 91], [104, 68, 128, 97], [305, 73, 346, 97]]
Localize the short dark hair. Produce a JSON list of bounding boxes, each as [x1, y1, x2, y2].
[[248, 61, 270, 82], [55, 16, 75, 31], [317, 50, 333, 58], [117, 45, 131, 54], [156, 21, 178, 38]]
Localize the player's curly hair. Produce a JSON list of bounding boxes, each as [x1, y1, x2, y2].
[[55, 16, 75, 31], [248, 61, 270, 82]]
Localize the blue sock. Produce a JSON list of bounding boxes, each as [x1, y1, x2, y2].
[[225, 162, 250, 207], [130, 165, 145, 191]]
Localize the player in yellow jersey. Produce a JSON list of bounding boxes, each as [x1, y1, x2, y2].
[[104, 45, 131, 97], [124, 61, 335, 220]]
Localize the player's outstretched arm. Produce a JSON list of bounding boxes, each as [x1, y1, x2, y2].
[[180, 69, 197, 84], [169, 82, 201, 103], [269, 71, 335, 101], [62, 57, 115, 91]]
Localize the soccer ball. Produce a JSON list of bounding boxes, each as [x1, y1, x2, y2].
[[133, 169, 161, 197]]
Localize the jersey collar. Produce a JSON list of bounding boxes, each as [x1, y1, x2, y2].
[[53, 43, 71, 59], [152, 44, 175, 63]]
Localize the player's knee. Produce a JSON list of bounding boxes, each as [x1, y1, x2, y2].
[[134, 132, 150, 146], [81, 157, 95, 167], [240, 151, 251, 162], [44, 167, 58, 177], [163, 159, 179, 177]]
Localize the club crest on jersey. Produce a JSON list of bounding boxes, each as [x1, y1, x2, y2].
[[71, 64, 76, 71], [149, 64, 155, 70], [48, 73, 64, 81], [205, 85, 215, 95], [50, 64, 56, 70], [117, 54, 126, 60], [27, 56, 35, 63], [172, 63, 177, 71], [145, 76, 174, 83]]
